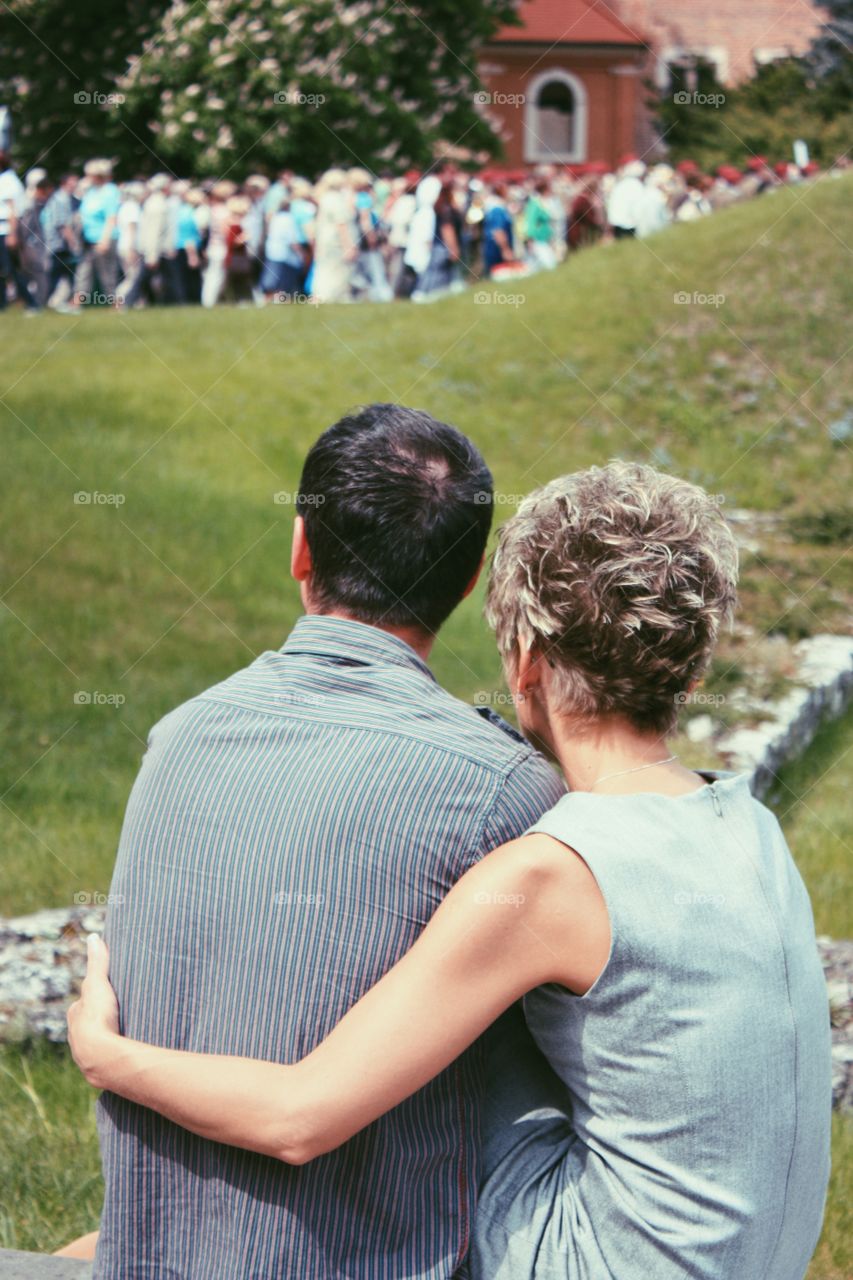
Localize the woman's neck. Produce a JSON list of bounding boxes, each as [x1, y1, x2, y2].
[[550, 719, 697, 795]]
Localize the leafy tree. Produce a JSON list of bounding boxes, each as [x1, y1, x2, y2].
[[115, 0, 518, 178], [653, 0, 853, 174], [653, 57, 726, 162], [1, 0, 517, 177], [808, 0, 853, 113], [0, 0, 169, 172]]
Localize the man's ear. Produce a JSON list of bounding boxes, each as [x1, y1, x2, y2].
[[461, 554, 485, 600], [291, 515, 313, 582]]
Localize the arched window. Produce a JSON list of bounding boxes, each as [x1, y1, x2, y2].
[[524, 69, 588, 163]]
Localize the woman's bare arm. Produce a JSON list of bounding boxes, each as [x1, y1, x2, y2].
[[68, 834, 590, 1164]]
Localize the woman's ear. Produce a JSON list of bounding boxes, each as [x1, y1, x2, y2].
[[515, 641, 544, 701]]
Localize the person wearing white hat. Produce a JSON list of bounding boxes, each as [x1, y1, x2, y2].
[[607, 159, 647, 239], [312, 170, 356, 304], [72, 158, 121, 309], [635, 164, 673, 239]]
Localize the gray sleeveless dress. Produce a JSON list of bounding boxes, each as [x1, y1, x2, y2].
[[468, 773, 832, 1280]]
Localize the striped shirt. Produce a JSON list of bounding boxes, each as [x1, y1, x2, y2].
[[96, 615, 564, 1280]]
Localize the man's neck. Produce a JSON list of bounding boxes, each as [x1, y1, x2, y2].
[[309, 609, 435, 662]]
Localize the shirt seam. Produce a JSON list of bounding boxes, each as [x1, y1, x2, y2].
[[192, 690, 539, 779]]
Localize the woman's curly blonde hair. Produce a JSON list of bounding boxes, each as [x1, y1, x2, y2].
[[485, 461, 738, 735]]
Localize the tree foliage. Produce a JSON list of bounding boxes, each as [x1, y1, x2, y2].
[[654, 2, 853, 173], [0, 0, 518, 177], [0, 0, 168, 172]]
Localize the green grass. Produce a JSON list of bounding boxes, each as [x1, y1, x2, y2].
[[0, 1043, 102, 1253], [770, 707, 853, 940], [0, 174, 851, 1264], [1, 175, 852, 913]]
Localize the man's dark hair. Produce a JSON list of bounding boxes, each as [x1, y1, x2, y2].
[[297, 404, 493, 635]]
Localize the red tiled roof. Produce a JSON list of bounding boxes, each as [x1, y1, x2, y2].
[[491, 0, 644, 45]]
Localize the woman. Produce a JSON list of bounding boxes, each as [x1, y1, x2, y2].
[[524, 178, 557, 271], [349, 169, 392, 302], [68, 462, 831, 1279], [200, 181, 236, 308], [311, 169, 356, 303], [222, 195, 255, 305], [567, 174, 606, 252], [260, 193, 303, 302]]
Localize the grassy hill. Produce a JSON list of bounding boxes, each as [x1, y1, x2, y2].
[[0, 173, 850, 1276], [1, 174, 852, 914]]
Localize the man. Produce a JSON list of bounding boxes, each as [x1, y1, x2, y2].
[[0, 148, 37, 311], [95, 404, 564, 1279], [42, 172, 80, 306], [73, 158, 121, 308], [125, 174, 172, 307], [18, 174, 52, 306]]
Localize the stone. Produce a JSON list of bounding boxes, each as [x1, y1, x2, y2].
[[0, 1250, 91, 1277], [718, 635, 853, 800], [0, 907, 104, 1045]]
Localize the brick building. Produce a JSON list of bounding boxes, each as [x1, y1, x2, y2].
[[478, 0, 827, 169], [479, 1, 647, 169], [619, 0, 826, 88]]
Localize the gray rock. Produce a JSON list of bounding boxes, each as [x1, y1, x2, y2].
[[0, 907, 104, 1045], [0, 1250, 91, 1277], [718, 635, 853, 800]]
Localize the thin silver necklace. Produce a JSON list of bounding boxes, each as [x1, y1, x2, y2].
[[590, 754, 678, 789]]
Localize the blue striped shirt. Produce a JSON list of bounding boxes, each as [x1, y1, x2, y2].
[[96, 615, 564, 1279]]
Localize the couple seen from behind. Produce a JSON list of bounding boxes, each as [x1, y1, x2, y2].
[[65, 403, 831, 1280]]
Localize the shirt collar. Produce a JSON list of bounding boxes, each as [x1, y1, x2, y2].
[[281, 614, 436, 682]]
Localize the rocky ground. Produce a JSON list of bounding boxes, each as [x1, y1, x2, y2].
[[1, 905, 851, 1111]]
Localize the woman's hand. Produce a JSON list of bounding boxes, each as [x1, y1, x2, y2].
[[67, 934, 121, 1088]]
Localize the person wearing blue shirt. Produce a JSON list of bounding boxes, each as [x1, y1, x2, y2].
[[72, 158, 121, 309], [482, 184, 515, 276], [169, 188, 203, 304], [260, 196, 304, 300]]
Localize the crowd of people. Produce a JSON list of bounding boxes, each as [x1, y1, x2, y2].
[[0, 148, 845, 314]]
